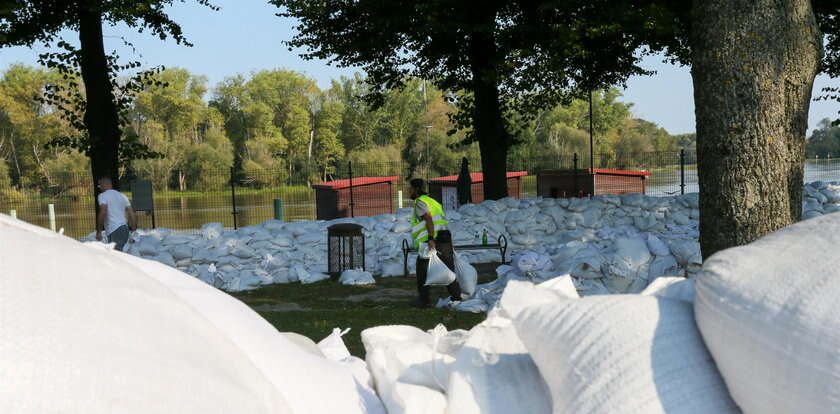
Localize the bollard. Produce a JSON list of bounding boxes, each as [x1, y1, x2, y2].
[[10, 209, 16, 219], [48, 203, 56, 231], [273, 198, 284, 221], [398, 190, 403, 209]]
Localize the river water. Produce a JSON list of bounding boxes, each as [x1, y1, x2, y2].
[[6, 160, 840, 239]]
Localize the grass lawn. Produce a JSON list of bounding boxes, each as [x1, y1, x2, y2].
[[232, 264, 499, 357]]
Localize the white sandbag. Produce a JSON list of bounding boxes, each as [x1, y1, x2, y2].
[[499, 280, 569, 319], [454, 253, 478, 297], [695, 214, 840, 414], [136, 237, 160, 256], [272, 234, 294, 247], [512, 295, 739, 414], [445, 316, 552, 414], [280, 332, 326, 358], [381, 260, 404, 277], [648, 254, 680, 280], [200, 222, 224, 240], [0, 216, 294, 413], [642, 276, 695, 303], [171, 244, 193, 261], [537, 275, 580, 299], [297, 232, 323, 245], [513, 251, 553, 274], [340, 269, 376, 285], [646, 233, 670, 256], [300, 270, 330, 284], [361, 325, 451, 414], [669, 239, 701, 266], [425, 250, 456, 286], [318, 328, 352, 362]]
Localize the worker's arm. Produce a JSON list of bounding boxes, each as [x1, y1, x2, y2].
[[96, 204, 108, 241], [126, 205, 137, 231], [422, 212, 436, 250]]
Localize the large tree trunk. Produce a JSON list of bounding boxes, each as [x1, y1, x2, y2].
[[691, 0, 822, 258], [77, 0, 121, 216], [468, 11, 510, 201]]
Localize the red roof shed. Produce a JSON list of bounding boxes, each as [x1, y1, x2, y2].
[[311, 176, 398, 219], [428, 171, 528, 210]]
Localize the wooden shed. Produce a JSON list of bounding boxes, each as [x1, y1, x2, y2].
[[429, 171, 528, 211], [536, 168, 651, 198], [311, 176, 399, 220]]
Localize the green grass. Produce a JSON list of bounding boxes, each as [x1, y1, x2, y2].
[[232, 269, 497, 357]]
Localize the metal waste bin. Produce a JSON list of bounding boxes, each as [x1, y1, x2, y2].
[[327, 223, 366, 279]]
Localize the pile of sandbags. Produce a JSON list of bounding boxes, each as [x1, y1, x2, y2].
[[364, 211, 840, 414], [80, 182, 839, 295], [0, 214, 385, 414]]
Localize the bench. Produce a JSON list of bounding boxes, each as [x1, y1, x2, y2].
[[401, 234, 508, 278]]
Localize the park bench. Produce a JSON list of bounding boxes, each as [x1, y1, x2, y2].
[[401, 234, 508, 278]]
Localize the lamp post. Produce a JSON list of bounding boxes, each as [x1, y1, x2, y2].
[[589, 90, 594, 170]]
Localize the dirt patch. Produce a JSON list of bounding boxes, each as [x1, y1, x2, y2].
[[342, 288, 416, 303], [252, 302, 311, 312]]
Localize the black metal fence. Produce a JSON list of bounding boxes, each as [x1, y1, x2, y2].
[[4, 150, 840, 239]]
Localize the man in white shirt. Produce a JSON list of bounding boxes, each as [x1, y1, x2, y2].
[[95, 177, 137, 251]]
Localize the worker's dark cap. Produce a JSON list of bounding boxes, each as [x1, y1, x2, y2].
[[409, 178, 426, 191]]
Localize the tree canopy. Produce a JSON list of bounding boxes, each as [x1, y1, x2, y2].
[[273, 0, 682, 199]]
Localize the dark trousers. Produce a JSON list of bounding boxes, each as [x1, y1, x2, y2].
[[416, 230, 462, 304], [109, 225, 130, 252]]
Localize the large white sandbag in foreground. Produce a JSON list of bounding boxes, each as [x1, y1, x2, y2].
[[696, 213, 840, 414], [445, 315, 551, 414], [0, 215, 377, 414], [362, 326, 450, 414], [0, 215, 291, 413], [512, 295, 739, 414]]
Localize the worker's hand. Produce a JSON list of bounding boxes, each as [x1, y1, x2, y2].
[[428, 239, 436, 251], [95, 231, 102, 241]]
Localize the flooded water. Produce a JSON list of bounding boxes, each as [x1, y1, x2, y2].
[[5, 160, 840, 239]]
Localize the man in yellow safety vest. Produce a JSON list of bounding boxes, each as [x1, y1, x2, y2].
[[409, 178, 461, 307]]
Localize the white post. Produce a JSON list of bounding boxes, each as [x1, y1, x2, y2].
[[48, 203, 56, 231], [397, 190, 403, 209], [9, 209, 16, 219]]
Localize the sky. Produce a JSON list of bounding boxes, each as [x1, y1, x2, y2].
[[0, 0, 837, 136]]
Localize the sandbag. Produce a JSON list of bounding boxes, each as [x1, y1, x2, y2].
[[454, 253, 478, 297], [0, 216, 292, 414], [642, 276, 695, 303], [340, 269, 376, 285], [318, 328, 352, 362], [362, 326, 451, 414], [512, 295, 739, 414], [425, 249, 456, 286], [445, 316, 551, 414], [695, 213, 840, 414]]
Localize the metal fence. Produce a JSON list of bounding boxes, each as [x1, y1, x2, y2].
[[4, 150, 840, 239]]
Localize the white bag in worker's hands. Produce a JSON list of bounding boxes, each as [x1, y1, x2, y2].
[[454, 252, 478, 297], [425, 249, 456, 286]]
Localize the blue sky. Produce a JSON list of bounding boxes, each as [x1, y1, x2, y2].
[[0, 0, 837, 135]]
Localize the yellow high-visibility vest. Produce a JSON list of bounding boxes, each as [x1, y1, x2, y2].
[[411, 195, 448, 248]]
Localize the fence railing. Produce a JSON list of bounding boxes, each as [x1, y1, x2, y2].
[[4, 150, 840, 239]]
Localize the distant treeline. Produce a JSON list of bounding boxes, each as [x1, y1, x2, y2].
[[0, 64, 702, 195]]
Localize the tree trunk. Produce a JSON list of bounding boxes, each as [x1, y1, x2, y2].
[[691, 0, 822, 258], [468, 15, 510, 201], [77, 0, 122, 216]]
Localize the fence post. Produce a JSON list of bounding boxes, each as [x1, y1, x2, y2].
[[9, 209, 16, 219], [573, 152, 579, 196], [273, 198, 284, 221], [48, 203, 56, 232], [680, 149, 686, 195], [397, 190, 403, 209], [348, 161, 355, 218], [230, 166, 238, 230]]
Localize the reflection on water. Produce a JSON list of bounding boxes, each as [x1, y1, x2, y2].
[[6, 160, 840, 239]]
